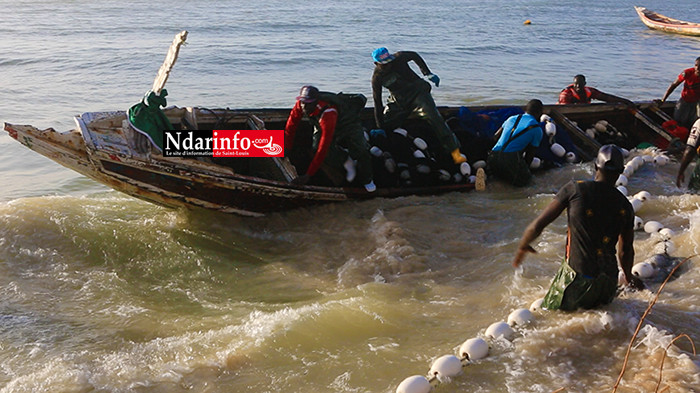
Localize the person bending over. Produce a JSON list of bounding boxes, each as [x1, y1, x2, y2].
[[371, 47, 467, 165], [285, 85, 376, 192], [487, 99, 544, 187]]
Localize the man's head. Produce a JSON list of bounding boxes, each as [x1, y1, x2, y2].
[[372, 47, 395, 64], [595, 144, 624, 177], [524, 99, 543, 119], [694, 57, 700, 75], [296, 85, 320, 114], [573, 74, 587, 90]]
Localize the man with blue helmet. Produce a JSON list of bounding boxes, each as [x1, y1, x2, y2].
[[370, 47, 467, 165]]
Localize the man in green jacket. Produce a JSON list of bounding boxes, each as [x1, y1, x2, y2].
[[371, 47, 467, 165]]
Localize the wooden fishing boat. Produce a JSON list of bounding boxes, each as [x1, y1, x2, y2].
[[2, 101, 678, 216], [2, 107, 478, 216], [634, 6, 700, 36]]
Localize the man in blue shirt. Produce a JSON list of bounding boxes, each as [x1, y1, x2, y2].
[[487, 99, 544, 186]]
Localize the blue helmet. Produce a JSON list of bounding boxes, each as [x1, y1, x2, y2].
[[372, 47, 395, 64]]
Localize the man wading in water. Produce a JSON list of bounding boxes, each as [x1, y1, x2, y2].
[[512, 145, 645, 310]]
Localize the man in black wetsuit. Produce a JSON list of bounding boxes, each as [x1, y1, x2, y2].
[[512, 145, 644, 310], [371, 47, 467, 165]]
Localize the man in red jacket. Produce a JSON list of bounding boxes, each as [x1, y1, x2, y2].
[[659, 57, 700, 129], [558, 74, 634, 106], [285, 85, 376, 192]]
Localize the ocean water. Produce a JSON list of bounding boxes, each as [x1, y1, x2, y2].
[[1, 1, 699, 392]]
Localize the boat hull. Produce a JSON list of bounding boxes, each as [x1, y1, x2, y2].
[[4, 114, 473, 217], [3, 102, 677, 216], [635, 6, 700, 36]]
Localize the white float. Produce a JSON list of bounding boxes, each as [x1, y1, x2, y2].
[[545, 122, 557, 137], [647, 254, 667, 268], [644, 221, 664, 233], [654, 155, 669, 166], [654, 240, 676, 255], [413, 137, 428, 151], [642, 155, 654, 163], [507, 308, 534, 327], [530, 157, 541, 169], [370, 146, 383, 157], [594, 120, 608, 133], [396, 375, 431, 393], [621, 148, 630, 157], [472, 160, 487, 169], [393, 128, 409, 137], [585, 128, 596, 139], [540, 114, 552, 123], [634, 191, 651, 202], [429, 355, 462, 378], [659, 227, 675, 239], [631, 156, 645, 169], [438, 169, 451, 181], [384, 157, 397, 173], [617, 185, 628, 196], [485, 321, 514, 340], [416, 164, 430, 174], [458, 337, 489, 361], [632, 262, 656, 279], [565, 152, 577, 163], [616, 174, 628, 187], [634, 216, 644, 231], [460, 162, 471, 176], [623, 165, 634, 178], [413, 150, 426, 159], [530, 298, 544, 311], [630, 198, 643, 213], [468, 175, 476, 183], [550, 143, 566, 157], [453, 173, 463, 183]]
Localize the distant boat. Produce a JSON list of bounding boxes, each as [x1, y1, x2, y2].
[[634, 6, 700, 36]]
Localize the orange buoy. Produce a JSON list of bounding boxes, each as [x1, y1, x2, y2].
[[524, 20, 532, 25]]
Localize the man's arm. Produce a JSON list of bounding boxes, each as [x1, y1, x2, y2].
[[512, 198, 566, 267], [398, 51, 432, 76], [371, 70, 385, 129], [661, 77, 683, 103], [305, 107, 338, 177], [596, 91, 635, 106], [676, 145, 697, 187], [618, 225, 643, 290], [284, 101, 304, 149]]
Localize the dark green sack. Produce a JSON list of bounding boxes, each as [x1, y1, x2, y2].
[[127, 89, 173, 152], [542, 260, 618, 311]]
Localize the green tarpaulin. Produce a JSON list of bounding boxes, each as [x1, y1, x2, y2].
[[127, 89, 172, 152]]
